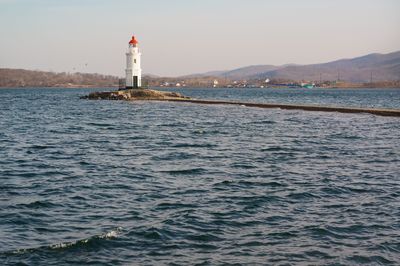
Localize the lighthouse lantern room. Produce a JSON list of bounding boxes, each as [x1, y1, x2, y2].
[[125, 35, 142, 89]]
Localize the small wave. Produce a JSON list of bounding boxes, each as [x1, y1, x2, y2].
[[18, 172, 39, 178], [152, 152, 195, 161], [15, 200, 58, 209], [307, 226, 345, 240], [156, 202, 198, 210], [305, 249, 335, 259], [213, 180, 287, 189], [237, 180, 288, 188], [346, 186, 373, 194], [193, 129, 206, 134], [171, 188, 207, 195], [267, 231, 298, 239], [247, 120, 276, 125], [48, 228, 121, 250], [171, 143, 217, 148], [320, 186, 349, 196], [187, 233, 224, 242], [126, 226, 174, 241], [161, 168, 206, 175], [29, 144, 55, 150], [6, 227, 122, 255], [261, 146, 284, 152], [288, 191, 321, 200], [230, 162, 257, 169], [346, 254, 394, 264], [86, 122, 114, 127]]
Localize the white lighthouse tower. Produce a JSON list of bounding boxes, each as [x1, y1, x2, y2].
[[125, 35, 142, 89]]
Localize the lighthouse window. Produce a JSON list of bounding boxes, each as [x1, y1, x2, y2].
[[134, 59, 137, 63]]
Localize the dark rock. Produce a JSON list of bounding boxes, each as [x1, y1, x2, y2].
[[84, 89, 190, 101]]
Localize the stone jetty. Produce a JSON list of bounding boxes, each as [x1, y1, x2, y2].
[[165, 99, 400, 117], [82, 89, 400, 117]]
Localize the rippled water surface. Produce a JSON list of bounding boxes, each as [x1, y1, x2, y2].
[[1, 88, 400, 265]]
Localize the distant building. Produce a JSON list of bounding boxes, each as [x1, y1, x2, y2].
[[125, 35, 142, 89], [213, 79, 219, 88]]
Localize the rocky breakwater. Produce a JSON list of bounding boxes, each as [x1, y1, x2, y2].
[[81, 89, 400, 117], [82, 89, 190, 101]]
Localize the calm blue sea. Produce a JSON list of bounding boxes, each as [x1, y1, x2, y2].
[[0, 88, 399, 265]]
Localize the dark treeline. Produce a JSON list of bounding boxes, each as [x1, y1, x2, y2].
[[0, 69, 118, 87]]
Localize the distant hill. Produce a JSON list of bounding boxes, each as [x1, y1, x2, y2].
[[182, 66, 280, 79], [0, 69, 119, 87], [222, 65, 280, 79], [182, 70, 229, 78], [188, 51, 400, 82], [2, 51, 399, 88]]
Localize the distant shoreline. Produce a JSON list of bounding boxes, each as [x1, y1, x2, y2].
[[1, 68, 399, 89], [2, 85, 400, 89]]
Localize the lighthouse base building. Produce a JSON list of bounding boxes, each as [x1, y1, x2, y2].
[[125, 35, 142, 89]]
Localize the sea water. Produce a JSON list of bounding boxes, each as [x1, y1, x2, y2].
[[0, 88, 399, 265]]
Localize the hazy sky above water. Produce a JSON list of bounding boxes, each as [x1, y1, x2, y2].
[[0, 0, 399, 77]]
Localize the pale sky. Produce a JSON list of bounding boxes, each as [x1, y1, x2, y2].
[[0, 0, 399, 77]]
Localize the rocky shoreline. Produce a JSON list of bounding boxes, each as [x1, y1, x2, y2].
[[81, 89, 190, 101]]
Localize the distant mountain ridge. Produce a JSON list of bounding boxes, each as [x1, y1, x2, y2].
[[1, 51, 399, 88], [185, 51, 400, 82]]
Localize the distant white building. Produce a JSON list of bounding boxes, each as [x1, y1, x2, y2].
[[125, 35, 142, 89], [213, 79, 219, 88]]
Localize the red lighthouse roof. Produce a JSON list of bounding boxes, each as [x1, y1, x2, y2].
[[129, 35, 138, 45]]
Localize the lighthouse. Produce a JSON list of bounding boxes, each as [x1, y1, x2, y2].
[[125, 35, 142, 89]]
